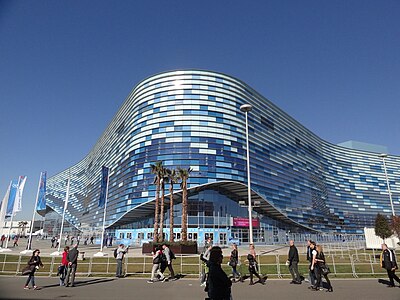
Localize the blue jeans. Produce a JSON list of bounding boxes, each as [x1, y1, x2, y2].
[[25, 273, 36, 287]]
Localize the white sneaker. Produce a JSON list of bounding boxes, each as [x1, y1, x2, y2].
[[147, 280, 154, 284]]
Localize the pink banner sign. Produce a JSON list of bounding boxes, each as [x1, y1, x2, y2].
[[232, 217, 260, 228]]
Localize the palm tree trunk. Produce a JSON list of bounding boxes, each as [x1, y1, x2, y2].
[[181, 181, 188, 241], [159, 180, 165, 242], [153, 178, 160, 243], [169, 183, 174, 243]]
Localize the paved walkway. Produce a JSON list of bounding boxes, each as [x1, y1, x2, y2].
[[0, 276, 399, 300]]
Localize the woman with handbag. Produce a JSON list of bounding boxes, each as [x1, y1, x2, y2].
[[229, 243, 242, 282], [23, 249, 43, 290], [312, 245, 333, 292], [147, 246, 165, 283]]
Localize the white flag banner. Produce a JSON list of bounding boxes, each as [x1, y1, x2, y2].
[[0, 182, 11, 230], [13, 176, 27, 215]]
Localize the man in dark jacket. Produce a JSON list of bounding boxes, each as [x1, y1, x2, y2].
[[381, 243, 400, 287], [288, 240, 301, 284], [66, 244, 79, 287], [206, 246, 232, 300]]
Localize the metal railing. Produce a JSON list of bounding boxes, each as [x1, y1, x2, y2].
[[1, 251, 397, 279]]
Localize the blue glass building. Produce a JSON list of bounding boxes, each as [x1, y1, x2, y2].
[[43, 70, 400, 241]]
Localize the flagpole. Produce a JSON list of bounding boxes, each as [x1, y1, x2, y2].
[[99, 172, 110, 253], [51, 177, 70, 255], [4, 177, 21, 249], [26, 173, 42, 251]]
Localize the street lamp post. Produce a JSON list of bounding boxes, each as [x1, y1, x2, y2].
[[379, 153, 395, 216], [240, 104, 254, 244]]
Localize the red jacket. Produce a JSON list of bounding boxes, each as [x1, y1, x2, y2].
[[62, 251, 68, 266]]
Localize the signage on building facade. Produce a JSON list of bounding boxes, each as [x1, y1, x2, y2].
[[232, 217, 260, 228]]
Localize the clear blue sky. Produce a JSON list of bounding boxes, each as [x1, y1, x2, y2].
[[1, 0, 399, 220]]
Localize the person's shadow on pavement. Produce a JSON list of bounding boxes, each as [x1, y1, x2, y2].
[[40, 278, 116, 289]]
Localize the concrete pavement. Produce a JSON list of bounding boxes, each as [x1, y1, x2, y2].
[[0, 276, 399, 300]]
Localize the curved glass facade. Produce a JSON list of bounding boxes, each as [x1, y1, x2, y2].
[[44, 70, 400, 234]]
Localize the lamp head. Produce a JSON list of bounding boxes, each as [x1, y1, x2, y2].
[[379, 153, 388, 158], [240, 104, 253, 112]]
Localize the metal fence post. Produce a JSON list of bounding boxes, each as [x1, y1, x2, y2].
[[180, 255, 183, 276], [331, 254, 337, 275], [143, 255, 146, 274], [2, 254, 6, 272], [88, 257, 92, 277], [369, 254, 374, 275], [350, 255, 358, 278], [49, 256, 55, 276], [124, 256, 128, 277], [372, 248, 376, 263], [106, 256, 110, 274], [15, 255, 22, 275], [276, 254, 282, 279]]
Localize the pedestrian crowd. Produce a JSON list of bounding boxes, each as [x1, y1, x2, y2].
[[19, 239, 399, 299]]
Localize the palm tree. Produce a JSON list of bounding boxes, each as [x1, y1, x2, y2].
[[158, 166, 169, 242], [177, 167, 192, 241], [166, 168, 178, 243], [151, 161, 164, 242]]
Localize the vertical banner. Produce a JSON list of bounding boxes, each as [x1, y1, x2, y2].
[[98, 166, 109, 208], [0, 182, 11, 231], [5, 179, 18, 218], [36, 172, 47, 215], [13, 175, 27, 215]]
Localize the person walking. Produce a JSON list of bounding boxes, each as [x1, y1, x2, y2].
[[59, 246, 69, 286], [23, 249, 43, 290], [51, 236, 56, 248], [161, 243, 175, 280], [206, 246, 232, 300], [55, 236, 60, 249], [1, 234, 5, 247], [229, 243, 242, 282], [65, 243, 79, 287], [90, 236, 94, 245], [311, 244, 333, 292], [381, 243, 400, 287], [147, 246, 165, 283], [247, 253, 265, 285], [287, 240, 301, 284], [13, 235, 19, 247], [200, 241, 212, 286], [307, 240, 317, 288], [115, 244, 129, 278]]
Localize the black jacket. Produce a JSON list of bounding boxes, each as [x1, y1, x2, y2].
[[207, 262, 232, 300], [306, 246, 312, 262], [67, 247, 79, 265], [229, 249, 238, 266], [382, 249, 398, 270], [28, 256, 43, 273], [288, 245, 299, 264]]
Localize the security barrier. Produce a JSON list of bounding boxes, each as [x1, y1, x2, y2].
[[1, 251, 397, 279]]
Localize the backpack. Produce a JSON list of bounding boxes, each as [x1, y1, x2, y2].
[[169, 248, 176, 260], [113, 248, 118, 258]]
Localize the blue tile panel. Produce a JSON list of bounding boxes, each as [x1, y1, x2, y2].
[[44, 70, 400, 233]]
